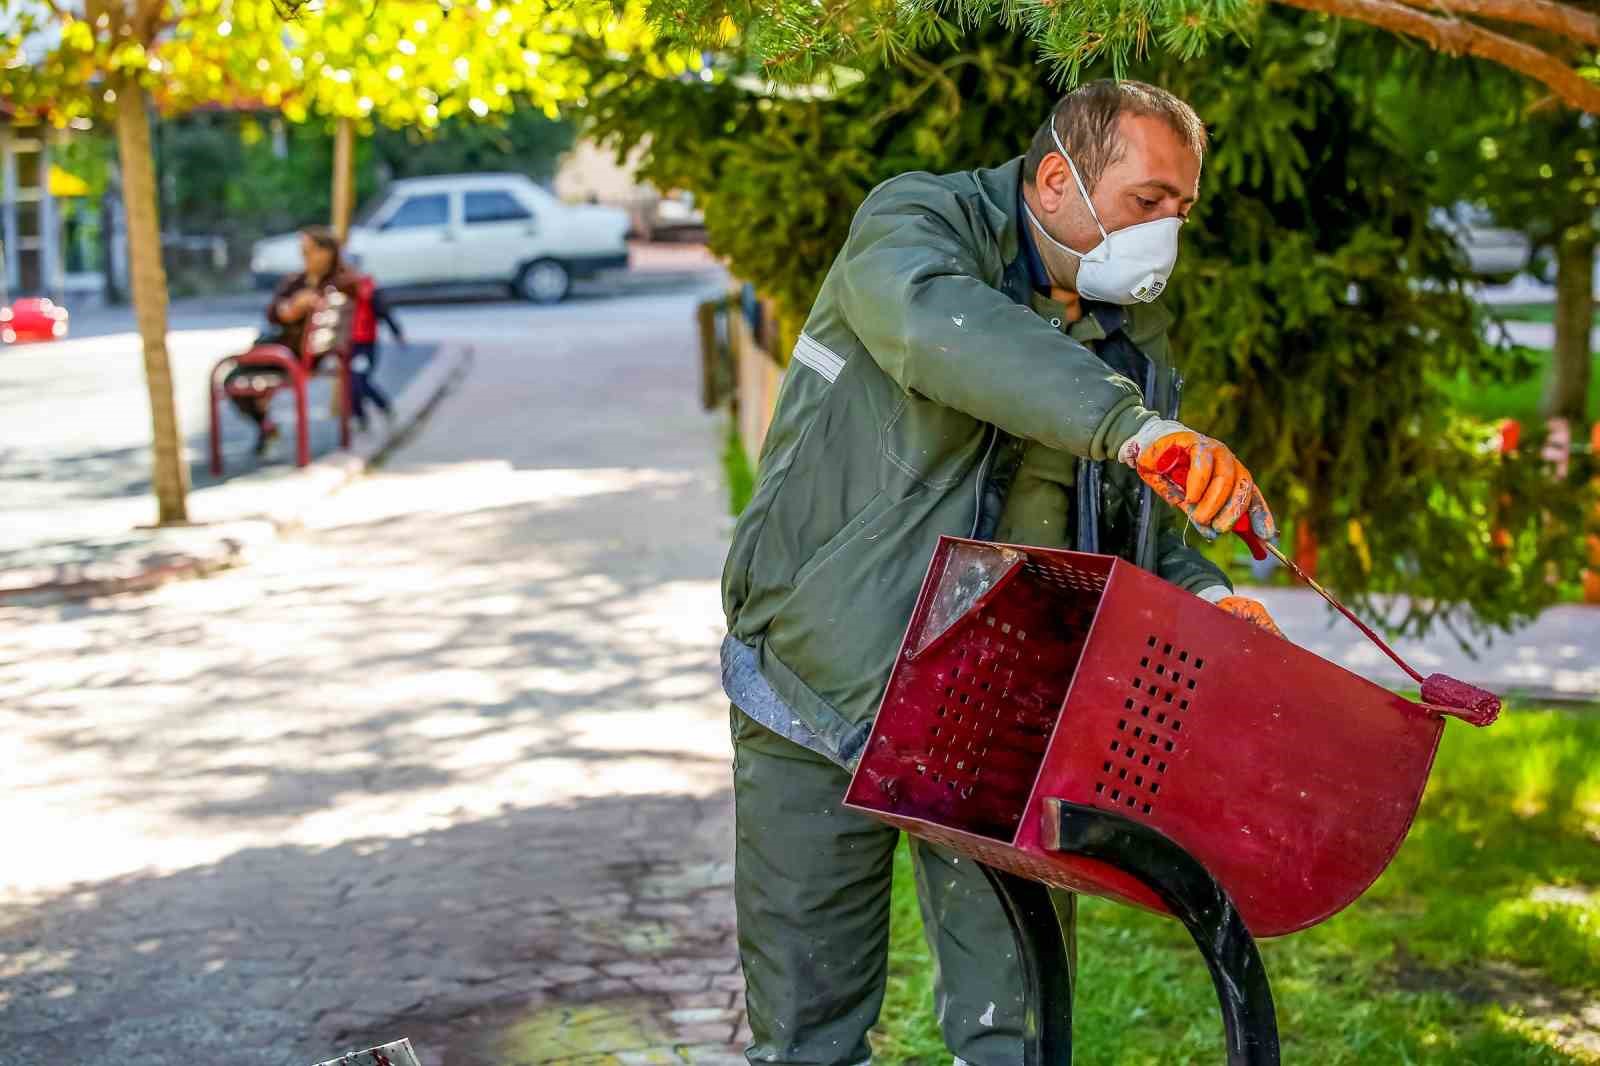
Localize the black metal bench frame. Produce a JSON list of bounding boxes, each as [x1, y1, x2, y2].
[[981, 800, 1279, 1065]]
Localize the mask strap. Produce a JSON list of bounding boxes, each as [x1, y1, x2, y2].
[[1020, 198, 1083, 262], [1050, 124, 1108, 241]]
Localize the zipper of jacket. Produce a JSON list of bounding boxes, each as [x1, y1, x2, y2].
[[970, 426, 998, 538]]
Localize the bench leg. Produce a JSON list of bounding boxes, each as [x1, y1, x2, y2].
[[294, 383, 310, 467], [209, 387, 224, 476], [1041, 800, 1280, 1066], [977, 864, 1075, 1066]]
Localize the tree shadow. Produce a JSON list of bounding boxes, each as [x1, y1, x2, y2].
[[0, 791, 739, 1066]]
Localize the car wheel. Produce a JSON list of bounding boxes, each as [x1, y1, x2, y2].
[[516, 259, 571, 305]]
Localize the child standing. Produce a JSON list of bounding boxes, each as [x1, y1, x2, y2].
[[350, 274, 403, 430]]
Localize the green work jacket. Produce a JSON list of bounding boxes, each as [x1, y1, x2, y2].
[[722, 156, 1229, 763]]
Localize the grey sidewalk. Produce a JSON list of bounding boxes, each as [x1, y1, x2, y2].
[[0, 242, 724, 605], [0, 282, 743, 1066], [1248, 587, 1599, 703], [0, 332, 469, 604], [1496, 318, 1600, 353]]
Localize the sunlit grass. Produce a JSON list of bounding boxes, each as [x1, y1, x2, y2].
[[723, 418, 756, 516], [871, 705, 1600, 1064], [1436, 347, 1600, 423]]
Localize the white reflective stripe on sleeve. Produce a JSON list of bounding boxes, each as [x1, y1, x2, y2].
[[792, 332, 845, 383], [1196, 585, 1230, 605]]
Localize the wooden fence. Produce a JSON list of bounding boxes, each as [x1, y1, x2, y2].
[[698, 286, 787, 463]]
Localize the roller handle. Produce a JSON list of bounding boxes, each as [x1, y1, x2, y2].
[[1154, 448, 1268, 560], [1150, 446, 1500, 726]]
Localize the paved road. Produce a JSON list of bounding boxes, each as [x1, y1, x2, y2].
[[0, 311, 432, 563], [0, 283, 747, 1065], [1, 243, 722, 564], [1498, 319, 1600, 353]]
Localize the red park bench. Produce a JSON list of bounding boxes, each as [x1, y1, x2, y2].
[[208, 289, 356, 474]]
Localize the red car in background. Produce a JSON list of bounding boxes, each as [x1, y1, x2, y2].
[[1, 298, 70, 344]]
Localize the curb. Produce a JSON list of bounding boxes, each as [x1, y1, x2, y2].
[[0, 341, 474, 607], [244, 339, 474, 531]]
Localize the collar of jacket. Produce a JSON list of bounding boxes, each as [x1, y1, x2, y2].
[[973, 157, 1027, 269], [983, 158, 1133, 341], [1026, 290, 1130, 343]]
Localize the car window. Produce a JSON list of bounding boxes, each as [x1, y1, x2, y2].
[[382, 194, 450, 230], [464, 190, 533, 225], [352, 193, 393, 228]]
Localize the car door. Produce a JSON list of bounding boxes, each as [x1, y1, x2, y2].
[[460, 188, 541, 283], [358, 192, 456, 286]]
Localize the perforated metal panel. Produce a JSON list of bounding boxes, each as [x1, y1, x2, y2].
[[1097, 633, 1205, 815]]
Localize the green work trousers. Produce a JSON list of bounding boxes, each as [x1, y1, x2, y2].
[[731, 705, 1077, 1066]]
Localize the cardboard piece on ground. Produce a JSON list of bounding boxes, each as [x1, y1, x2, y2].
[[311, 1038, 421, 1066]]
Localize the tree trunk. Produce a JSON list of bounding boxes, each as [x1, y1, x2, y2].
[[113, 76, 188, 525], [331, 117, 355, 241], [1543, 232, 1596, 425]]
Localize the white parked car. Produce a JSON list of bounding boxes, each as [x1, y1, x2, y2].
[[649, 192, 706, 241], [250, 173, 631, 304]]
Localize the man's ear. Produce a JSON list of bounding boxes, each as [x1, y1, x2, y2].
[[1033, 152, 1071, 214]]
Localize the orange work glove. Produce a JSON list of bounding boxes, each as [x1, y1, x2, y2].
[[1120, 419, 1276, 540], [1215, 595, 1284, 638]]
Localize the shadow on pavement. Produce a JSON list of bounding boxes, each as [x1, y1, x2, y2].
[[0, 792, 738, 1066], [0, 457, 739, 1066]]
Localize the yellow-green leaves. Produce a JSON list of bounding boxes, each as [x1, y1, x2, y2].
[[3, 0, 656, 133]]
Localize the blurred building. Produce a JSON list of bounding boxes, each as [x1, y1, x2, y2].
[[554, 137, 703, 242], [0, 115, 109, 304], [0, 116, 62, 300]]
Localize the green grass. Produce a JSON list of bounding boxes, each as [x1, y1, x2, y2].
[[1436, 348, 1600, 423], [723, 417, 756, 516], [871, 705, 1600, 1065]]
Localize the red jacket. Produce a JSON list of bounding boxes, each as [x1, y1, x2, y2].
[[350, 275, 403, 345], [352, 275, 377, 344]]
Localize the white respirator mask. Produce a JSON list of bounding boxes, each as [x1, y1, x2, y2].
[[1022, 125, 1183, 305]]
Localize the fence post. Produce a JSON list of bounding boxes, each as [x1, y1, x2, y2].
[[697, 297, 719, 410]]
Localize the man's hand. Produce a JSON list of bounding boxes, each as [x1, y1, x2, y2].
[[1215, 595, 1283, 638], [1120, 419, 1276, 540]]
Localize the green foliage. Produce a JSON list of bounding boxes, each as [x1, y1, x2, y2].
[[875, 705, 1600, 1064], [631, 0, 1263, 88], [0, 0, 642, 129], [585, 17, 1587, 639], [1369, 53, 1600, 261], [631, 0, 1600, 118], [54, 134, 115, 201], [370, 106, 576, 180], [224, 120, 362, 234], [583, 34, 1052, 337], [1437, 347, 1600, 425], [146, 109, 572, 243]]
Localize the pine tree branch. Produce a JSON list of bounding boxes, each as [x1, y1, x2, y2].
[[1394, 0, 1600, 50], [1272, 0, 1600, 112]]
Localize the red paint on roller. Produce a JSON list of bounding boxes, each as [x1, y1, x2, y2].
[[1420, 673, 1501, 725]]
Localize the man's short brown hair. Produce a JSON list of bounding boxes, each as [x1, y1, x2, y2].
[[1023, 80, 1207, 191]]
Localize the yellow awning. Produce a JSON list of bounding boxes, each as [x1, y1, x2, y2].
[[48, 165, 90, 198]]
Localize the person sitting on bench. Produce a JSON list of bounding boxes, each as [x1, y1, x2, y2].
[[226, 226, 356, 456]]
